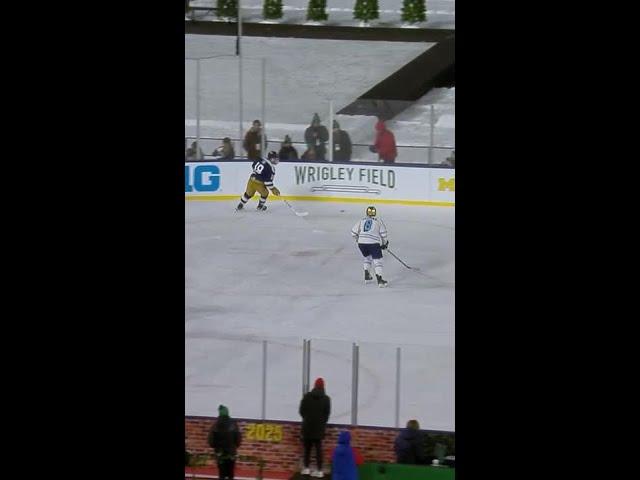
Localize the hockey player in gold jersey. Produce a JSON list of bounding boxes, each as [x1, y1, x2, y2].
[[236, 151, 281, 211]]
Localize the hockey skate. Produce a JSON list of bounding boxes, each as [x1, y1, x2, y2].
[[257, 204, 267, 211], [235, 203, 244, 211], [364, 270, 373, 284], [376, 274, 388, 288]]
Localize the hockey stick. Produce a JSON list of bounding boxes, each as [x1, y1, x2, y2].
[[387, 248, 421, 271], [282, 199, 309, 217], [387, 248, 455, 287]]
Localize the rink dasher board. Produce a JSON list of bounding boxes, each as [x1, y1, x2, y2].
[[185, 161, 455, 206]]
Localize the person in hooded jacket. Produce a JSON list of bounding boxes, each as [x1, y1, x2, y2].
[[331, 430, 360, 480], [332, 121, 352, 162], [208, 405, 242, 480], [394, 419, 427, 465], [278, 135, 299, 161], [212, 137, 236, 160], [299, 377, 332, 477], [243, 119, 267, 161], [371, 119, 397, 163], [186, 141, 204, 161], [304, 113, 329, 161]]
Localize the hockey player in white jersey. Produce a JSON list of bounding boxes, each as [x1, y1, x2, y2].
[[351, 206, 389, 287]]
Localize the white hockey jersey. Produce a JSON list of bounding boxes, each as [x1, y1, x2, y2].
[[351, 217, 388, 245]]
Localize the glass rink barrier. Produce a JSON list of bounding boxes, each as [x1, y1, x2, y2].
[[184, 56, 455, 166], [185, 335, 455, 431]]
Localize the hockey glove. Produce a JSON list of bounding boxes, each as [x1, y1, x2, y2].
[[270, 186, 281, 196], [381, 241, 388, 250]]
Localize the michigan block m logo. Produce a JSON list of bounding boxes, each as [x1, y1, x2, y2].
[[438, 177, 455, 192]]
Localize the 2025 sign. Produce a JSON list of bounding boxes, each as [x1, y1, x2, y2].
[[244, 423, 283, 442]]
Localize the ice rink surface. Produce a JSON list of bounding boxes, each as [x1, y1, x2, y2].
[[186, 198, 454, 430]]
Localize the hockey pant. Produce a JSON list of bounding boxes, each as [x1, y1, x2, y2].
[[364, 257, 384, 276], [239, 178, 269, 208], [358, 243, 384, 276]]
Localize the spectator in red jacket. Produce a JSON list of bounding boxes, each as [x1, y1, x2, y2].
[[371, 119, 397, 163]]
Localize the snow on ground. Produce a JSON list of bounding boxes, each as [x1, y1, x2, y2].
[[186, 200, 454, 430], [388, 87, 455, 163], [185, 35, 454, 164], [185, 35, 431, 126]]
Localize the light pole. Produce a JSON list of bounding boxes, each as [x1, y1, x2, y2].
[[237, 1, 243, 156]]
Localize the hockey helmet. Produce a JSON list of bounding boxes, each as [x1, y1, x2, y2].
[[267, 150, 279, 163], [366, 206, 377, 217]]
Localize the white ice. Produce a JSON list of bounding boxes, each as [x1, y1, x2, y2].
[[186, 199, 454, 431]]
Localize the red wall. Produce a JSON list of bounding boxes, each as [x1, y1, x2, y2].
[[186, 416, 400, 473]]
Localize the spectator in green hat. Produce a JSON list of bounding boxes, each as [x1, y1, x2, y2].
[[208, 405, 242, 479]]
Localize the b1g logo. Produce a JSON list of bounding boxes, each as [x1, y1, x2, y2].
[[185, 164, 220, 192]]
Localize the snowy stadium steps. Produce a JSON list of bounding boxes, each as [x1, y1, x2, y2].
[[185, 20, 454, 121], [339, 36, 455, 118]]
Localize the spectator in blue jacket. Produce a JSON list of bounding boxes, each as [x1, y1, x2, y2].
[[331, 430, 358, 480]]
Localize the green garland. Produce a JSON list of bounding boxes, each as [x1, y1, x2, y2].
[[401, 0, 427, 23], [216, 0, 238, 19], [306, 0, 328, 21], [263, 0, 283, 19], [354, 0, 380, 22]]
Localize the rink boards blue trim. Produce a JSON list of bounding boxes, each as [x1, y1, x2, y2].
[[185, 195, 455, 207]]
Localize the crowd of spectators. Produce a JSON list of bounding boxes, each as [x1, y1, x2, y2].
[[192, 376, 449, 479], [184, 115, 410, 164], [184, 116, 456, 166], [184, 113, 458, 166]]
